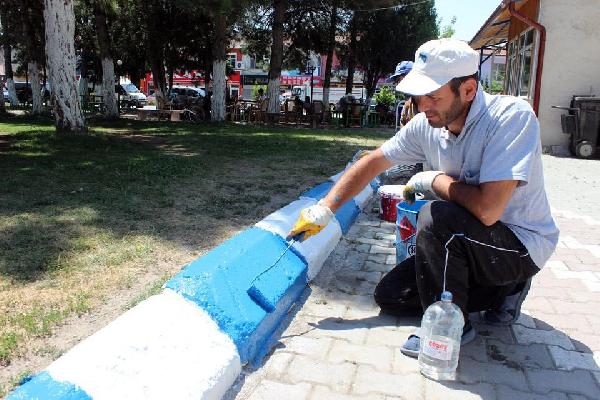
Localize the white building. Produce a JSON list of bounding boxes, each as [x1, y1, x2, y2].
[[470, 0, 600, 154]]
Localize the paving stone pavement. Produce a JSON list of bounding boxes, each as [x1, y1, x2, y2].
[[227, 155, 600, 400]]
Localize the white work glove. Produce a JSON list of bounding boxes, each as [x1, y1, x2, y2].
[[287, 199, 335, 241], [403, 171, 444, 204]]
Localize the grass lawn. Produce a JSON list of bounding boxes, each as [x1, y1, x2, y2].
[[0, 114, 389, 395]]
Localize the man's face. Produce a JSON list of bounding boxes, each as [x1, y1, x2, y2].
[[413, 80, 474, 129]]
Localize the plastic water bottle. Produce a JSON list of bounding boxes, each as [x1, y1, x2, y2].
[[418, 291, 464, 380]]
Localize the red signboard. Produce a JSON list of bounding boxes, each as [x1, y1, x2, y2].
[[280, 75, 322, 87]]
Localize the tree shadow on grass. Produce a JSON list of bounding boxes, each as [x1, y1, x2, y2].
[[0, 119, 380, 283]]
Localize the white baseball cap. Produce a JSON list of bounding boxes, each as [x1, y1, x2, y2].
[[396, 38, 479, 96]]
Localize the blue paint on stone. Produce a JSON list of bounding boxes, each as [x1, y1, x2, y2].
[[300, 181, 334, 200], [166, 227, 307, 364], [6, 372, 91, 400], [334, 201, 361, 234], [370, 176, 381, 192], [247, 239, 307, 312]]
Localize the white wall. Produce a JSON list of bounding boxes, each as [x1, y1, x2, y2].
[[538, 0, 600, 146]]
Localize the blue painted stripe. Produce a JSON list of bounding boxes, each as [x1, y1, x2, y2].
[[334, 200, 361, 234], [165, 227, 307, 364], [6, 372, 91, 400], [300, 181, 334, 200], [370, 176, 381, 192]]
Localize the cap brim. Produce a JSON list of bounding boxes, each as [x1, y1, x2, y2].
[[386, 73, 401, 83], [396, 70, 452, 96]]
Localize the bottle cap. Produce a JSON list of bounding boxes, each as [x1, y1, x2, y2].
[[441, 291, 453, 302]]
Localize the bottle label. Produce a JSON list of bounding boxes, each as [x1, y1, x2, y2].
[[422, 338, 453, 361]]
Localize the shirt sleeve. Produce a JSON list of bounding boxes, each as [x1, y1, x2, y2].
[[479, 109, 540, 185], [380, 116, 427, 166]]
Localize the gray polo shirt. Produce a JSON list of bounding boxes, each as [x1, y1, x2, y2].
[[380, 86, 559, 268]]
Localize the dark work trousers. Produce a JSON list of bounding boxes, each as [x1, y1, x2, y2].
[[374, 201, 539, 320]]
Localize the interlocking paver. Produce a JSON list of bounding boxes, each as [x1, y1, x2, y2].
[[495, 386, 568, 400], [311, 385, 385, 400], [512, 324, 575, 349], [457, 358, 529, 392], [548, 346, 600, 371], [484, 339, 554, 370], [247, 380, 312, 400], [285, 355, 356, 392], [352, 365, 424, 399], [328, 341, 393, 371], [525, 369, 600, 398], [424, 380, 496, 400], [231, 157, 600, 400], [278, 336, 333, 360]]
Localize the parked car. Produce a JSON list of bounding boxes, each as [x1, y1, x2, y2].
[[168, 86, 205, 101], [12, 81, 51, 105], [115, 83, 147, 108]]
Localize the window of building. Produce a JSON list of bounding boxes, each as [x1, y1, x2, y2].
[[227, 54, 237, 68], [504, 28, 537, 99]]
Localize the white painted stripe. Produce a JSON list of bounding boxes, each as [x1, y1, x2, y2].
[[47, 289, 241, 400], [256, 199, 343, 281]]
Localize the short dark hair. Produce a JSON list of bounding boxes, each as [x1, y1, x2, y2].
[[449, 73, 479, 96]]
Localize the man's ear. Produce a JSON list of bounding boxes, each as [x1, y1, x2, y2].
[[462, 78, 478, 101]]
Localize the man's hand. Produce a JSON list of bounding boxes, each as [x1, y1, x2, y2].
[[287, 200, 335, 241], [403, 171, 444, 203]]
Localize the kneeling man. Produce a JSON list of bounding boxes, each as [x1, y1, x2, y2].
[[288, 38, 559, 357]]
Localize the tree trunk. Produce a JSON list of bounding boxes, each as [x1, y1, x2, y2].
[[146, 0, 167, 110], [0, 76, 5, 113], [267, 0, 286, 115], [211, 13, 227, 122], [94, 5, 118, 118], [322, 1, 338, 111], [28, 62, 43, 115], [43, 0, 86, 133], [345, 15, 357, 95], [168, 65, 174, 92], [4, 44, 18, 106]]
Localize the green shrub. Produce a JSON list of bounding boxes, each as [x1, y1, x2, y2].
[[374, 86, 396, 109]]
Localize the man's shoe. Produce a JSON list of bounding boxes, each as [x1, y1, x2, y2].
[[482, 278, 532, 326], [400, 324, 477, 359]]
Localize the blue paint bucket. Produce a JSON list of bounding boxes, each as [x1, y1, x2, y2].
[[396, 200, 429, 264]]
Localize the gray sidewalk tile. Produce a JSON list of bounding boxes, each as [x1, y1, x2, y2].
[[566, 330, 600, 353], [474, 323, 515, 344], [459, 336, 488, 363], [512, 324, 575, 350], [302, 316, 370, 344], [247, 380, 312, 400], [525, 369, 600, 398], [278, 336, 333, 360], [262, 352, 294, 380], [286, 355, 356, 392], [328, 341, 393, 371], [548, 346, 600, 371], [484, 339, 554, 370], [300, 301, 348, 319], [369, 245, 395, 255], [391, 348, 421, 374], [495, 386, 568, 400], [367, 324, 418, 348], [457, 358, 529, 392], [530, 311, 594, 334], [424, 380, 496, 400], [352, 365, 424, 399], [311, 386, 385, 400]]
